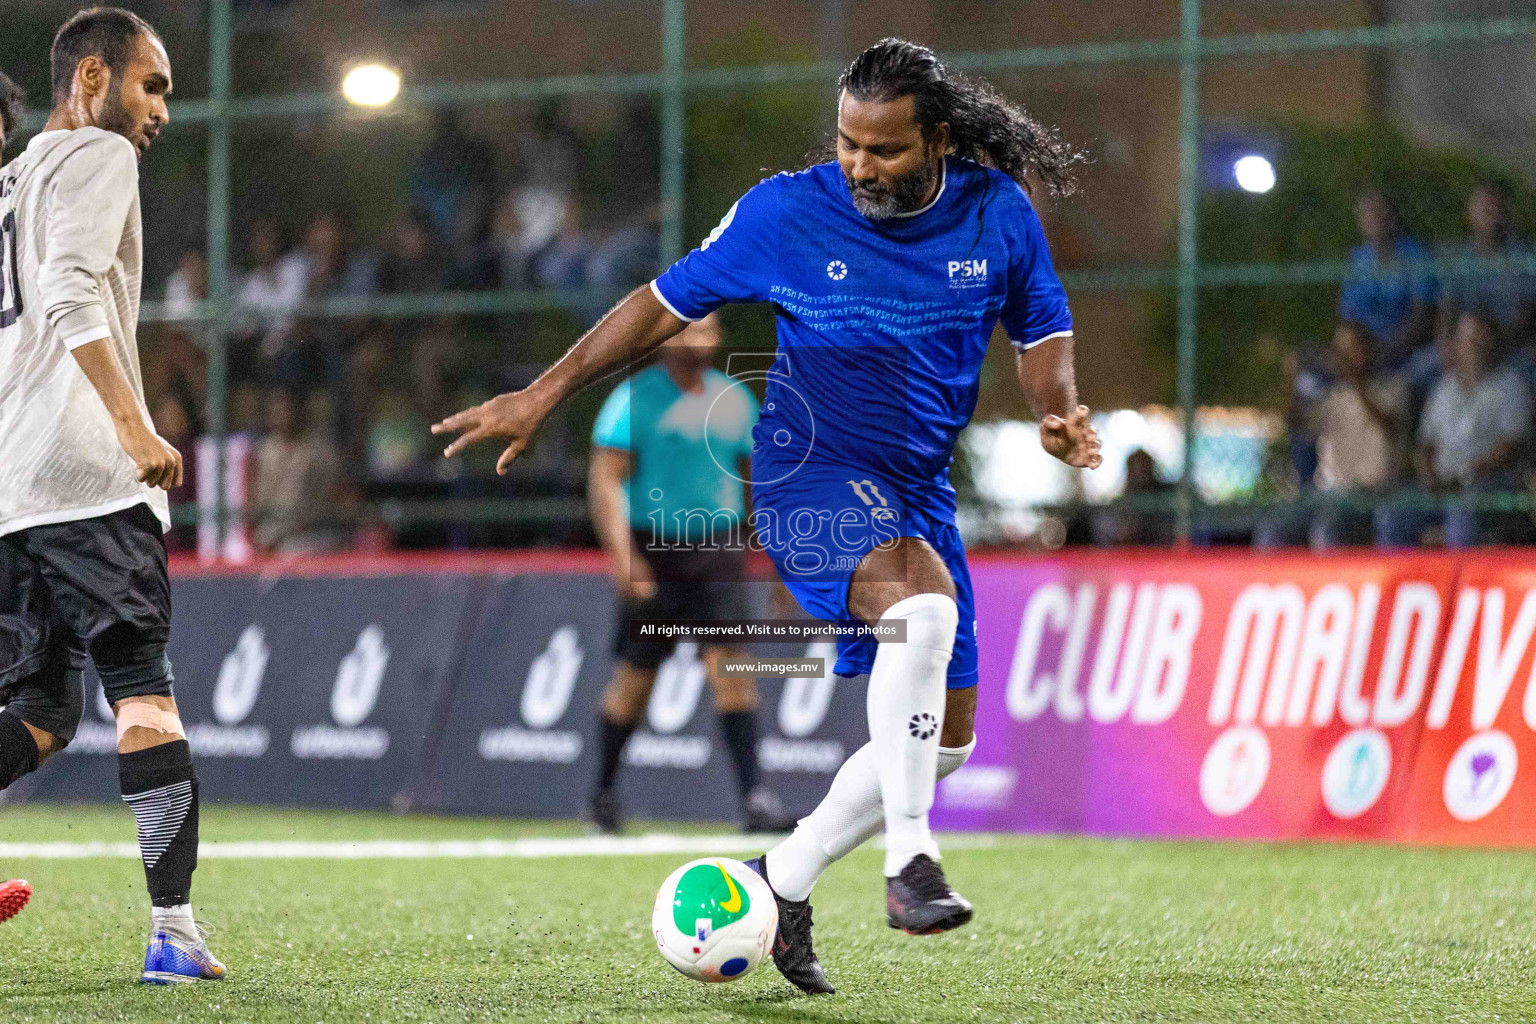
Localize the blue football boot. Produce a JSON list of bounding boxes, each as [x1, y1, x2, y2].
[[139, 922, 226, 984]]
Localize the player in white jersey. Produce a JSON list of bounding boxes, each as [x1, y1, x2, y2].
[[0, 8, 223, 983], [0, 72, 36, 929]]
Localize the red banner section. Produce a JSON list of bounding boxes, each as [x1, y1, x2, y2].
[[934, 550, 1536, 846]]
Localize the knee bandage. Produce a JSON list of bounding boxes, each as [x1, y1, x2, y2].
[[115, 703, 185, 743]]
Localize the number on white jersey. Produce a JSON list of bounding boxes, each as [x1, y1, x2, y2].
[[0, 211, 20, 328]]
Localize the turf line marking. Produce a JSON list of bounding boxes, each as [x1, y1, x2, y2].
[[0, 833, 999, 860]]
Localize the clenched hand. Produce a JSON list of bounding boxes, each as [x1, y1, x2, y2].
[[116, 417, 183, 490]]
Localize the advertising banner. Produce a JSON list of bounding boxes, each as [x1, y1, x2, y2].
[[22, 573, 474, 810], [21, 548, 1536, 845], [1397, 555, 1536, 845], [433, 576, 868, 821], [931, 551, 1536, 846]]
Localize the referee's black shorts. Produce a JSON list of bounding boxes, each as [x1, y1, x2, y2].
[[0, 502, 174, 743], [612, 529, 750, 671]]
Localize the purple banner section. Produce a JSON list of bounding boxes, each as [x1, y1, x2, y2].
[[930, 557, 1260, 839], [934, 561, 1071, 834]]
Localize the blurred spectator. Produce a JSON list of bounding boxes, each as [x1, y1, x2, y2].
[[516, 99, 582, 192], [1418, 313, 1530, 491], [1439, 181, 1536, 346], [491, 191, 532, 289], [531, 196, 591, 290], [157, 255, 211, 402], [600, 99, 660, 221], [492, 186, 565, 289], [152, 391, 200, 553], [365, 390, 430, 480], [304, 391, 339, 451], [1312, 322, 1410, 545], [229, 382, 264, 437], [289, 212, 378, 302], [140, 324, 208, 418], [491, 100, 584, 292], [408, 111, 498, 256], [252, 389, 348, 553], [1280, 347, 1329, 490], [264, 212, 377, 389], [408, 321, 459, 421], [1090, 448, 1177, 546], [1379, 312, 1532, 547], [587, 203, 661, 290], [163, 251, 207, 323], [1338, 190, 1437, 370], [233, 219, 305, 366], [378, 209, 448, 295]]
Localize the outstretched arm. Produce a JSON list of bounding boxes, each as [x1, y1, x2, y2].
[[432, 284, 688, 474], [1016, 333, 1102, 469]]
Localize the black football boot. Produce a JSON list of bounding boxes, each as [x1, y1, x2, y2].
[[744, 855, 835, 995], [885, 854, 973, 935]]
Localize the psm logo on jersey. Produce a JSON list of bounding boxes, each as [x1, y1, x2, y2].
[[947, 258, 988, 289], [826, 259, 848, 281]]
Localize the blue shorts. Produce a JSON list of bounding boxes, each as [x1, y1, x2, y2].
[[751, 464, 977, 689]]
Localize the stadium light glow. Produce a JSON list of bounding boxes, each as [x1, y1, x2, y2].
[[342, 64, 402, 107], [1233, 154, 1276, 194]]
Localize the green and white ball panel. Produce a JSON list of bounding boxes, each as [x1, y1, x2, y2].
[[652, 857, 777, 983]]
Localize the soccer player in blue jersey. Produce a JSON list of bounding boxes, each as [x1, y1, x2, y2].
[[436, 38, 1102, 994]]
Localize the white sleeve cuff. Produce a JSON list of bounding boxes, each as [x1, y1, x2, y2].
[[649, 279, 704, 323], [63, 326, 113, 351], [1011, 329, 1074, 352]]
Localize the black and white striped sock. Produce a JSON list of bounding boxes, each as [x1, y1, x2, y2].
[[119, 740, 199, 909]]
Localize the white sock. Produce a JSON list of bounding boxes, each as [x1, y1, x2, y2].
[[765, 735, 976, 901], [870, 593, 958, 876], [152, 902, 197, 941]]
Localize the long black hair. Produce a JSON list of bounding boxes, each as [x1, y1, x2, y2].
[[816, 38, 1086, 197]]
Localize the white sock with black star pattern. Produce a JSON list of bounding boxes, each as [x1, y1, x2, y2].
[[865, 594, 957, 877]]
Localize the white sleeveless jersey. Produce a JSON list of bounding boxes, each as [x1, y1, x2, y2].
[[0, 127, 169, 537]]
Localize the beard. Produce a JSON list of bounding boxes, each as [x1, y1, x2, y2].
[[97, 79, 140, 149], [847, 159, 940, 220]]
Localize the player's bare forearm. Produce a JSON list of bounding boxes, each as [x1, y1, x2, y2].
[[71, 336, 144, 425], [70, 338, 183, 488], [588, 446, 655, 599], [1016, 334, 1103, 470], [588, 448, 636, 565], [1015, 333, 1078, 420], [537, 286, 688, 409], [433, 286, 688, 474]]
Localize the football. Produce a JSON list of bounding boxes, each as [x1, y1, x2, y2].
[[652, 858, 777, 983]]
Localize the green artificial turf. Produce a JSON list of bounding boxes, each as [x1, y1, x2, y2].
[[1, 804, 1534, 1022]]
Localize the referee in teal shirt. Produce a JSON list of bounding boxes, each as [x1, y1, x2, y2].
[[586, 314, 794, 834]]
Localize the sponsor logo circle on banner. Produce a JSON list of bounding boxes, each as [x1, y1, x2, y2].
[[1199, 726, 1269, 817], [1443, 730, 1518, 822], [1321, 728, 1391, 819]]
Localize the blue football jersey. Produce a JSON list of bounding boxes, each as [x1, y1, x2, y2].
[[651, 157, 1072, 521]]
